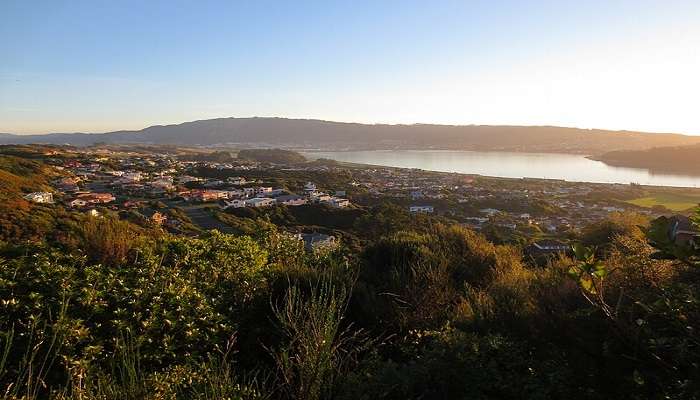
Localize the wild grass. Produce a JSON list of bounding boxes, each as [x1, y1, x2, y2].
[[269, 278, 369, 400]]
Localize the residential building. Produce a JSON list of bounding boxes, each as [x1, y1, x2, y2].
[[23, 192, 54, 204], [222, 199, 246, 209], [310, 193, 332, 203], [304, 182, 317, 193], [669, 215, 700, 246], [77, 193, 115, 204], [409, 205, 434, 213], [525, 239, 570, 257], [245, 197, 275, 208], [227, 176, 247, 185], [256, 186, 273, 195], [276, 195, 308, 206], [328, 198, 350, 208], [191, 190, 228, 202], [69, 199, 87, 208]]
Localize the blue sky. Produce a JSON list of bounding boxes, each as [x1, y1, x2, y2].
[[2, 0, 699, 134]]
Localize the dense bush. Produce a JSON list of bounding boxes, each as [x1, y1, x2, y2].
[[1, 198, 699, 399]]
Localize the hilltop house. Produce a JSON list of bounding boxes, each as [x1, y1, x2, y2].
[[276, 195, 308, 206], [227, 176, 248, 185], [245, 197, 275, 208], [23, 192, 54, 204], [327, 198, 350, 208], [304, 182, 317, 193], [54, 177, 80, 192], [669, 215, 700, 247], [77, 192, 116, 204], [222, 199, 246, 209], [525, 239, 570, 257], [310, 193, 332, 203], [69, 199, 87, 208], [255, 186, 272, 195], [191, 190, 228, 202], [409, 205, 434, 213]]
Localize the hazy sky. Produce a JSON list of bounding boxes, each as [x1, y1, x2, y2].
[[2, 0, 699, 135]]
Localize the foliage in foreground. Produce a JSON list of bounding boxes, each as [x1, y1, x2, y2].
[[1, 209, 699, 399]]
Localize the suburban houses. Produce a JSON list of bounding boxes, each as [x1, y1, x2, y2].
[[19, 146, 696, 254]]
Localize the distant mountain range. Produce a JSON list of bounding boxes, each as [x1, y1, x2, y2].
[[2, 117, 700, 154]]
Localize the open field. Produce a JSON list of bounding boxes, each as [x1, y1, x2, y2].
[[626, 192, 700, 212]]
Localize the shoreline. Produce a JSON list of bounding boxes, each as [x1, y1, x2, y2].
[[300, 150, 700, 189]]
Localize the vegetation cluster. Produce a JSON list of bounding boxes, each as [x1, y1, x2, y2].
[[1, 152, 699, 399]]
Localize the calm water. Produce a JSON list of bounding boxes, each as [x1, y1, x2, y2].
[[302, 150, 700, 188]]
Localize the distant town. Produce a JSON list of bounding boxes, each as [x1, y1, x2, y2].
[[16, 145, 700, 257]]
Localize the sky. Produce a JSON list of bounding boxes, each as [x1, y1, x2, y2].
[[1, 0, 699, 135]]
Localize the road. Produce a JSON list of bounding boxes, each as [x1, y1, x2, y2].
[[167, 201, 236, 234]]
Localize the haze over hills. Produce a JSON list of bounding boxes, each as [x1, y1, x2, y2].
[[2, 117, 700, 154]]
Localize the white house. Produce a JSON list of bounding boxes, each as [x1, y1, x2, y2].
[[479, 208, 501, 217], [328, 198, 350, 208], [310, 193, 332, 203], [245, 197, 275, 208], [409, 205, 434, 213], [69, 199, 87, 208], [24, 192, 54, 204], [304, 182, 317, 192], [276, 195, 308, 206], [222, 199, 246, 209], [227, 176, 247, 185], [222, 189, 245, 199], [256, 186, 273, 195]]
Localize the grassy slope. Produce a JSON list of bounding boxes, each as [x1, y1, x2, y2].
[[626, 191, 700, 212]]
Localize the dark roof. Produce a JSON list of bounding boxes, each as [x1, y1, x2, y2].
[[276, 194, 305, 202], [670, 215, 698, 234]]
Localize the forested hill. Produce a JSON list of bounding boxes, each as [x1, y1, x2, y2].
[[3, 117, 700, 154], [593, 143, 700, 175]]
